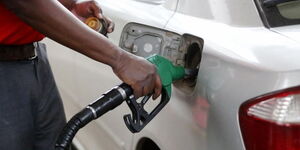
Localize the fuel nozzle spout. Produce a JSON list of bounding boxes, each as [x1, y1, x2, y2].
[[184, 68, 199, 78]]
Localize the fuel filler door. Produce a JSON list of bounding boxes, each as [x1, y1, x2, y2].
[[119, 23, 204, 92]]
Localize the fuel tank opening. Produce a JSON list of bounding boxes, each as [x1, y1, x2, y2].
[[174, 35, 203, 94], [183, 42, 201, 88], [185, 43, 202, 69]]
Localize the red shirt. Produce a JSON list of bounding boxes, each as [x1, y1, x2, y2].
[[0, 3, 44, 45]]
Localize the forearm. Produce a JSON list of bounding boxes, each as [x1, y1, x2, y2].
[[1, 0, 121, 68]]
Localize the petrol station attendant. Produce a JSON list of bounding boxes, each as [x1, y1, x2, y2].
[[0, 0, 162, 149]]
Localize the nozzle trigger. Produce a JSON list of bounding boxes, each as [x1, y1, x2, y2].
[[123, 88, 170, 133]]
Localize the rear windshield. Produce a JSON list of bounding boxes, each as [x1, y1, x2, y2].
[[255, 0, 300, 27]]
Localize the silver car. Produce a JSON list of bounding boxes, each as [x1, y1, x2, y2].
[[45, 0, 300, 149]]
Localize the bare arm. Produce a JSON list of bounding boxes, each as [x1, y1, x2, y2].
[[0, 0, 162, 98], [2, 0, 119, 68]]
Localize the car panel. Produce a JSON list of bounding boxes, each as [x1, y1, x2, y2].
[[165, 8, 300, 150], [197, 48, 300, 150], [166, 13, 300, 72], [271, 25, 300, 43], [177, 0, 263, 27], [99, 0, 177, 45]]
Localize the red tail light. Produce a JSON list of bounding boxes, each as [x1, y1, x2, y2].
[[239, 86, 300, 150]]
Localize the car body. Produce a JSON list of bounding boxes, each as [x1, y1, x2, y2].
[[44, 0, 300, 149]]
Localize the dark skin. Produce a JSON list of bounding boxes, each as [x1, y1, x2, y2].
[[0, 0, 162, 99]]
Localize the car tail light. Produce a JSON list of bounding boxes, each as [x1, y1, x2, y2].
[[239, 86, 300, 150]]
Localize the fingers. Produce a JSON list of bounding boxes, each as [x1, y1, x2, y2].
[[142, 75, 155, 97], [132, 83, 143, 99], [89, 1, 114, 33], [152, 74, 162, 100], [103, 16, 115, 33], [132, 78, 152, 99], [89, 1, 103, 19], [133, 72, 160, 100]]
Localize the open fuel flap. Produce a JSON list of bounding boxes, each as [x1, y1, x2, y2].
[[119, 23, 203, 93]]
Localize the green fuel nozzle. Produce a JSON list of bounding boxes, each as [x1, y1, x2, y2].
[[147, 55, 185, 98], [122, 54, 188, 133]]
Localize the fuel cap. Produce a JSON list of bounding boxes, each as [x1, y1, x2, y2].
[[85, 17, 107, 36]]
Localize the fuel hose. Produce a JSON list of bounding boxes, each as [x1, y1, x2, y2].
[[55, 83, 132, 150]]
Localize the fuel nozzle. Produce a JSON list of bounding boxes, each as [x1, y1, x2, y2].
[[147, 55, 198, 97], [123, 54, 187, 133]]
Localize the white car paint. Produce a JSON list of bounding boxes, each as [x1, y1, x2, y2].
[[271, 24, 300, 43], [45, 0, 300, 150]]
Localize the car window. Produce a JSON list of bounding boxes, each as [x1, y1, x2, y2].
[[277, 1, 300, 19], [254, 0, 300, 27]]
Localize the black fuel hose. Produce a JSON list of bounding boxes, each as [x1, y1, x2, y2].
[[55, 83, 132, 150]]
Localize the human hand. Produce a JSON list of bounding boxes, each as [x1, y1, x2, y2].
[[71, 0, 114, 33], [113, 51, 162, 99]]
